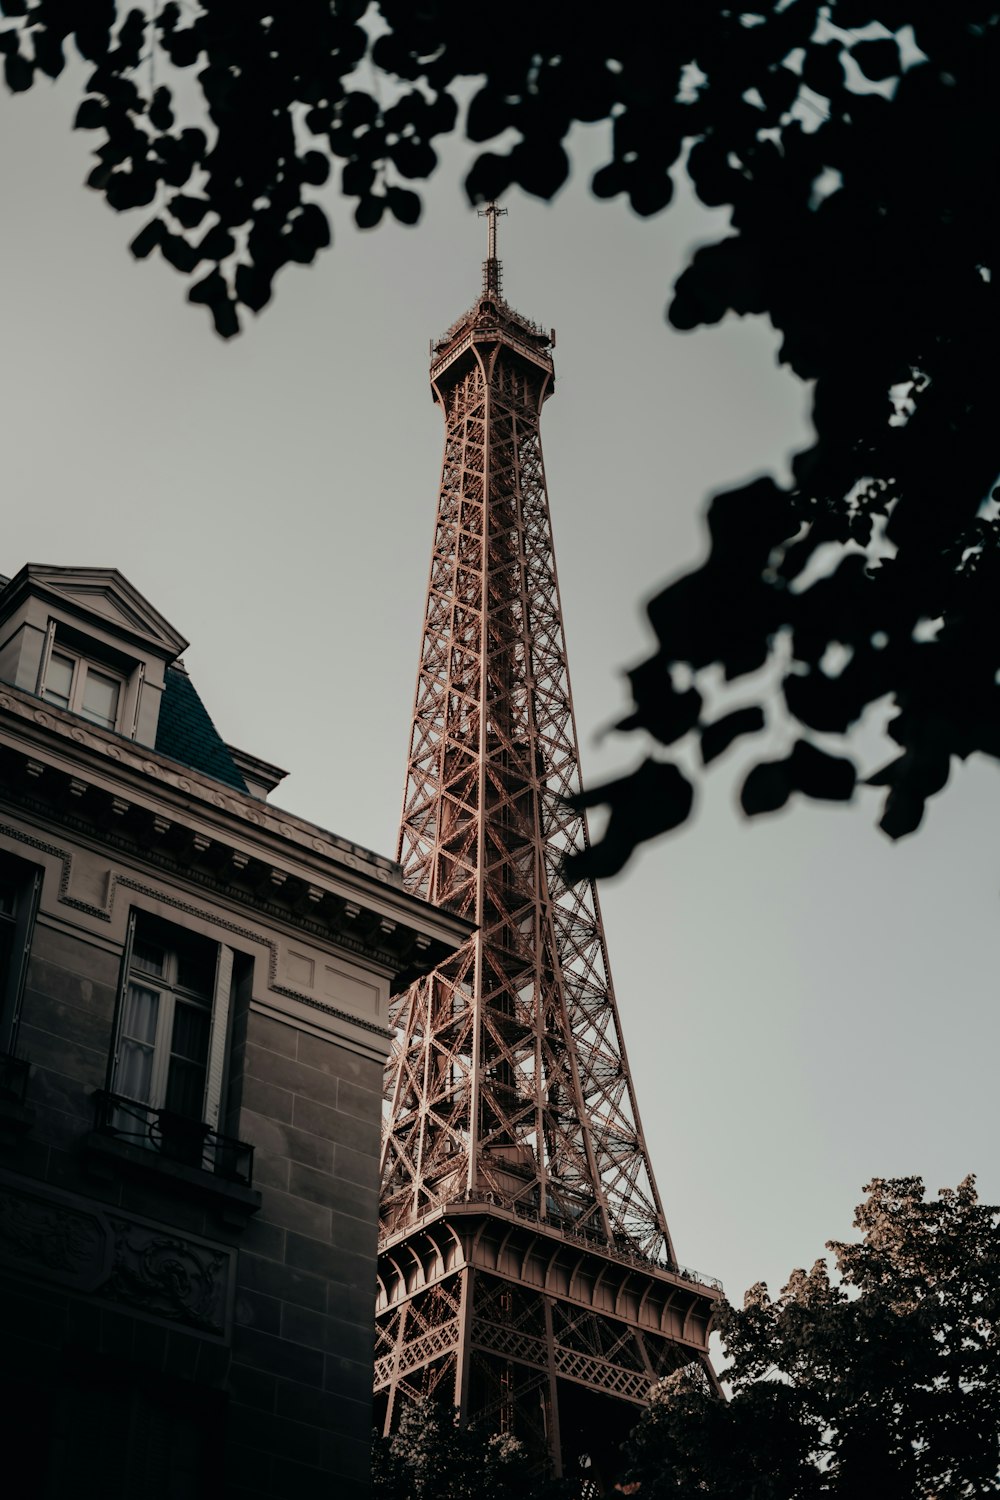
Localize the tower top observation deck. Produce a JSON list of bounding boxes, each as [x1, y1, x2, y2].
[[429, 201, 555, 389]]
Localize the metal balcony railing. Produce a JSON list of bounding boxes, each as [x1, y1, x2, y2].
[[93, 1091, 254, 1187], [0, 1049, 30, 1108]]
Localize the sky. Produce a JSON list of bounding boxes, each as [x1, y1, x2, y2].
[[2, 64, 997, 1326]]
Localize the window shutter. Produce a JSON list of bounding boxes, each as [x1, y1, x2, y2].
[[203, 945, 234, 1130], [7, 868, 42, 1050], [36, 619, 56, 697], [129, 661, 145, 739], [107, 909, 137, 1092]]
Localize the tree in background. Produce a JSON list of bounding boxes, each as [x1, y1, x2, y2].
[[2, 4, 997, 874], [621, 1177, 1000, 1497], [371, 1396, 572, 1499]]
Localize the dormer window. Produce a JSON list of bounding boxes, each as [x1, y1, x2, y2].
[[0, 565, 190, 751], [42, 649, 125, 731]]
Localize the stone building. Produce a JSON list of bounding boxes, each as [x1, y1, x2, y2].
[[0, 564, 467, 1499]]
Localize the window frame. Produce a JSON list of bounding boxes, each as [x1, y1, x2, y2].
[[41, 645, 127, 732], [110, 911, 236, 1133], [0, 853, 42, 1055]]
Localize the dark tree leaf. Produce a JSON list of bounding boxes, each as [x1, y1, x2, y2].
[[629, 172, 673, 218], [465, 151, 516, 205], [73, 96, 105, 130], [105, 166, 157, 210], [234, 261, 273, 314], [160, 230, 200, 273], [187, 267, 225, 306], [197, 223, 235, 261], [740, 758, 793, 817], [169, 193, 209, 229], [879, 785, 926, 839], [618, 655, 701, 746], [801, 41, 845, 99], [354, 194, 385, 230], [129, 217, 163, 259], [209, 294, 239, 339], [288, 203, 331, 256], [466, 85, 510, 143], [188, 267, 239, 336], [701, 706, 766, 765], [565, 759, 694, 880], [299, 150, 330, 186], [342, 158, 376, 197], [389, 138, 436, 180], [511, 140, 569, 201], [591, 161, 626, 199], [789, 739, 856, 802], [4, 50, 32, 91], [851, 38, 901, 82], [387, 186, 420, 225], [686, 140, 734, 209], [32, 27, 65, 79], [149, 85, 174, 131]]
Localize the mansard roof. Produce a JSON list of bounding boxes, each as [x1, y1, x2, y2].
[[155, 664, 248, 794]]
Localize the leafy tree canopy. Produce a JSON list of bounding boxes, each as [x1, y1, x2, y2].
[[622, 1176, 1000, 1497], [2, 3, 998, 873], [372, 1396, 570, 1499]]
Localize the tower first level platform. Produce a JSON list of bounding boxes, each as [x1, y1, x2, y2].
[[375, 1202, 720, 1483]]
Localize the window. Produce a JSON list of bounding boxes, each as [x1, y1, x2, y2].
[[42, 648, 124, 731], [0, 851, 41, 1056], [111, 912, 235, 1143]]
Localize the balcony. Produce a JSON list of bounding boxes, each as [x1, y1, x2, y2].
[[88, 1091, 260, 1225]]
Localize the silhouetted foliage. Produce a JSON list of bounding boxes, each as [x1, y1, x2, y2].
[[371, 1397, 570, 1499], [622, 1177, 1000, 1498], [3, 4, 997, 869]]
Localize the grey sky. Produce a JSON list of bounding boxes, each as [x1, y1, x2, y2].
[[2, 73, 996, 1318]]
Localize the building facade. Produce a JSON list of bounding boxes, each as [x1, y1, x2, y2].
[[0, 564, 467, 1499]]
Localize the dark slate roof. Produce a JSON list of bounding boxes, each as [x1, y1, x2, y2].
[[155, 666, 248, 794]]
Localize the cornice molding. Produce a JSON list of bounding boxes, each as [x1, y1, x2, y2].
[[0, 691, 471, 973]]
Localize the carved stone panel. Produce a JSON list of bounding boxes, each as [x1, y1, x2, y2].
[[0, 1181, 110, 1292], [106, 1219, 229, 1335], [0, 1168, 235, 1339]]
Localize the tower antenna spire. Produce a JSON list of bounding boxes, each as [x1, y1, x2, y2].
[[477, 200, 507, 297]]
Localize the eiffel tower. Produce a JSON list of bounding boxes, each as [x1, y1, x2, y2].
[[375, 207, 721, 1489]]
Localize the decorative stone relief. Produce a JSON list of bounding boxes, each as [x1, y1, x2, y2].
[[107, 1220, 229, 1334], [0, 1171, 233, 1338], [0, 1185, 109, 1291]]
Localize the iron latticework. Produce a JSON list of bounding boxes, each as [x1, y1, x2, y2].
[[376, 209, 720, 1489]]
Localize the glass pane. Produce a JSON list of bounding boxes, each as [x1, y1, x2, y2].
[[123, 983, 160, 1044], [117, 1038, 154, 1103], [45, 653, 73, 708], [165, 1056, 207, 1119], [81, 668, 120, 729], [171, 1001, 210, 1064], [131, 941, 165, 978], [175, 942, 215, 997]]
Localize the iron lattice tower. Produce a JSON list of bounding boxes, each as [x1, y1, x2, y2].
[[376, 208, 721, 1489]]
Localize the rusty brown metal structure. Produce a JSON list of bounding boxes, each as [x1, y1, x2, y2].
[[375, 208, 721, 1488]]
